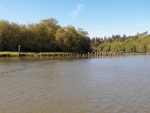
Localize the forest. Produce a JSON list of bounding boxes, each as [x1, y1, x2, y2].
[[0, 18, 91, 53], [91, 32, 150, 53], [0, 18, 150, 54]]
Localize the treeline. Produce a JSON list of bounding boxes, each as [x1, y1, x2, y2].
[[91, 32, 150, 53], [0, 18, 91, 53], [1, 18, 150, 54]]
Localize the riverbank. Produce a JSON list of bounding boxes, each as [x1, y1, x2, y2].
[[0, 52, 74, 57], [1, 51, 149, 58], [124, 53, 150, 55], [0, 51, 124, 58]]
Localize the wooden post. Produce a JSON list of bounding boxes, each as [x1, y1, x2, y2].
[[18, 45, 21, 57]]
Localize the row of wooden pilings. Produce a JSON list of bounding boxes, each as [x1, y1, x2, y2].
[[18, 52, 123, 58]]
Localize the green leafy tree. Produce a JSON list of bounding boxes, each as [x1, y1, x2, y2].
[[147, 44, 150, 53], [111, 42, 122, 52], [98, 43, 111, 52]]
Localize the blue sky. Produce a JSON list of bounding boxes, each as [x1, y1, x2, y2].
[[0, 0, 150, 38]]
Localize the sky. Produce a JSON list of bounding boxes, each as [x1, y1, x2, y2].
[[0, 0, 150, 38]]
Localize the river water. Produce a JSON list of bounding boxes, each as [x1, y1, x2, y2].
[[0, 55, 150, 113]]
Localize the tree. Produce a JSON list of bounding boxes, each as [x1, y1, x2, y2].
[[147, 44, 150, 53], [0, 19, 91, 52], [98, 43, 111, 52], [0, 20, 22, 51], [111, 42, 122, 52], [40, 18, 59, 30], [55, 27, 69, 51]]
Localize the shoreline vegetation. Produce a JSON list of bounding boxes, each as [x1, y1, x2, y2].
[[0, 18, 91, 53], [0, 51, 124, 58], [91, 31, 150, 53], [1, 18, 150, 58], [1, 51, 149, 58]]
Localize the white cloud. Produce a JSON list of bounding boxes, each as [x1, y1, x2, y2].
[[71, 4, 84, 18]]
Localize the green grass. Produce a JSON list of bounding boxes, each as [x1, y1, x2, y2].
[[0, 51, 75, 57], [0, 51, 19, 57], [0, 51, 19, 55]]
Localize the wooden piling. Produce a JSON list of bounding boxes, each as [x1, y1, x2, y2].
[[18, 45, 21, 57]]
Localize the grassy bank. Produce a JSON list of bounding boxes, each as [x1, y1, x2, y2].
[[0, 51, 75, 57], [0, 51, 125, 58], [0, 52, 19, 57]]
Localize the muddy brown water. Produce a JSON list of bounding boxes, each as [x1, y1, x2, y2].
[[0, 55, 150, 113]]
